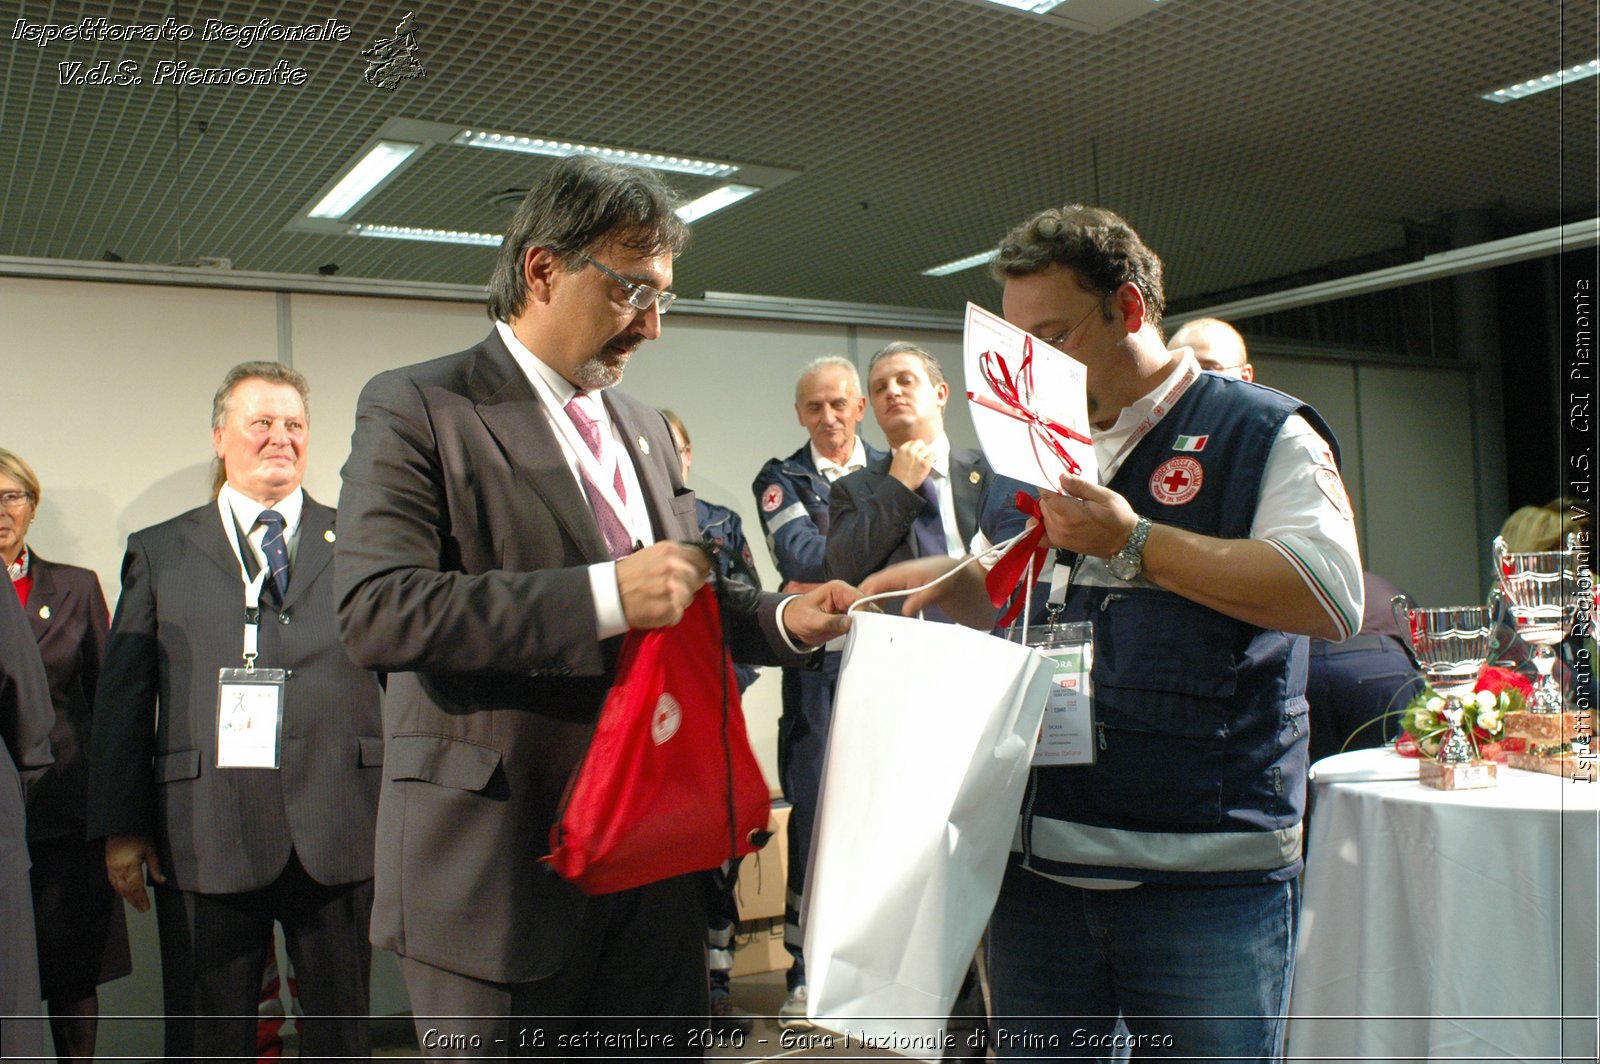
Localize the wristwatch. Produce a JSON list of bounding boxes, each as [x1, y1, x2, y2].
[[1105, 516, 1153, 581]]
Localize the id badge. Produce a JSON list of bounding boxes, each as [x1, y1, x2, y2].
[[216, 667, 286, 769], [1007, 620, 1095, 767]]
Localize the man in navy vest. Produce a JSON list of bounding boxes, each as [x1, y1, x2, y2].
[[863, 205, 1362, 1060]]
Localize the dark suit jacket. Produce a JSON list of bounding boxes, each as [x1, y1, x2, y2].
[[824, 444, 993, 584], [1, 577, 53, 1058], [334, 329, 810, 984], [22, 555, 109, 841], [2, 577, 53, 872], [86, 497, 383, 894]]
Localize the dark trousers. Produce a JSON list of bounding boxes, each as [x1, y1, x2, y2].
[[776, 652, 841, 988], [1305, 634, 1424, 765], [402, 872, 710, 1059], [154, 852, 373, 1060]]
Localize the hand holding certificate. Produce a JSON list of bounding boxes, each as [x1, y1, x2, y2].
[[963, 302, 1098, 490]]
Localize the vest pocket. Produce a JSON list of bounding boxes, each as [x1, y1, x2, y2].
[[1074, 591, 1239, 824], [1077, 716, 1226, 825]]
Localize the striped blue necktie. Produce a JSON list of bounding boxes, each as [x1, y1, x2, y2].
[[257, 509, 290, 604]]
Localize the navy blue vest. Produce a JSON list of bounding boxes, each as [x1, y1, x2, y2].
[[1018, 373, 1340, 885]]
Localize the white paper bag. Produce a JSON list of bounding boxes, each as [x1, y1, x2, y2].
[[803, 611, 1054, 1060]]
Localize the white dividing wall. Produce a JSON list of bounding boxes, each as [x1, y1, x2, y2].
[[1, 275, 1489, 782]]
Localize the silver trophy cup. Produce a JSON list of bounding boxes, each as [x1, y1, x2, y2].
[[1493, 536, 1581, 713], [1392, 596, 1494, 698]]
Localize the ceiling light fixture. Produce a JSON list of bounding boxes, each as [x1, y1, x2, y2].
[[982, 0, 1070, 12], [1482, 59, 1600, 102], [451, 130, 738, 179], [351, 224, 502, 247], [676, 184, 760, 223], [921, 249, 999, 277], [307, 141, 422, 219], [971, 0, 1163, 32]]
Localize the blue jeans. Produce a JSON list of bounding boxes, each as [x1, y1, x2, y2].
[[986, 864, 1298, 1061]]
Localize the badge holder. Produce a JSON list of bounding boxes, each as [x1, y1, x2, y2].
[[216, 568, 286, 769], [1003, 555, 1096, 767]]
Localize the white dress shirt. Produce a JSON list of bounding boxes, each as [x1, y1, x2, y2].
[[217, 482, 305, 583], [496, 320, 655, 639]]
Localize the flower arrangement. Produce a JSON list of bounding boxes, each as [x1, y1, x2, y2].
[[1396, 665, 1532, 761]]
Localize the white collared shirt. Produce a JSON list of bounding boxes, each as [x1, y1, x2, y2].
[[217, 482, 305, 581], [811, 438, 868, 483], [922, 433, 964, 557], [496, 320, 656, 639]]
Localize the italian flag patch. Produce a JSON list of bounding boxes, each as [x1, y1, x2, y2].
[[1173, 434, 1209, 452]]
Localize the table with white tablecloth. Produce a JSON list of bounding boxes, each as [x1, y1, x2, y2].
[[1288, 748, 1599, 1062]]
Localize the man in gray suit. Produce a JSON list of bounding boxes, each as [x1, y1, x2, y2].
[[89, 362, 383, 1060], [335, 155, 856, 1056]]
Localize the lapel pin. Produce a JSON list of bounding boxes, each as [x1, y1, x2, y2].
[[637, 435, 651, 455], [324, 530, 336, 543], [38, 605, 51, 620], [969, 470, 981, 484]]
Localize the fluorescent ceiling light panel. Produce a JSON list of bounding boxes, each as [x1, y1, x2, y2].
[[675, 184, 760, 223], [1482, 59, 1600, 102], [922, 249, 999, 277], [983, 0, 1070, 11], [351, 224, 502, 247], [452, 130, 738, 178], [307, 141, 421, 219]]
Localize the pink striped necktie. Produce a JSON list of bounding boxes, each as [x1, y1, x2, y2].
[[563, 393, 634, 560]]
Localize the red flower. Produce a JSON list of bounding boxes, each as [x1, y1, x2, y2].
[[1475, 665, 1534, 700], [1395, 733, 1421, 758]]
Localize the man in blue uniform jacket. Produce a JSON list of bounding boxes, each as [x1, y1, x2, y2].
[[750, 356, 883, 1023]]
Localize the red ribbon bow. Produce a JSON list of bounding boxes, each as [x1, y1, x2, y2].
[[966, 335, 1093, 486], [985, 492, 1051, 627]]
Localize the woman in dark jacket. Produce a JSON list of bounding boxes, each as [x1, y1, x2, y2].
[[1, 449, 130, 1062]]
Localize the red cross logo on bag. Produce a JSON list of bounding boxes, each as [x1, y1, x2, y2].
[[651, 693, 682, 745], [1150, 457, 1203, 506]]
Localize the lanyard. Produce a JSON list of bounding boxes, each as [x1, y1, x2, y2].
[[240, 567, 268, 669], [218, 499, 272, 669], [1097, 363, 1199, 483]]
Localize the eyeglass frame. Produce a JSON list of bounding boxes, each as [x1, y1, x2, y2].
[[575, 251, 678, 314], [1037, 296, 1110, 349], [0, 491, 35, 511]]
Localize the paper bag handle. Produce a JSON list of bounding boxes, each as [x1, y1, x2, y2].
[[848, 527, 1034, 616]]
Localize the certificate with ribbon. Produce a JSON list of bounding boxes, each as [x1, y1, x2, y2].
[[963, 301, 1097, 491]]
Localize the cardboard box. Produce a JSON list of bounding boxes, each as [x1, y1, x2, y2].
[[733, 801, 789, 922], [730, 916, 789, 978]]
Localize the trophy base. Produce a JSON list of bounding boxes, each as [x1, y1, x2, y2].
[[1419, 758, 1498, 790], [1503, 710, 1582, 743], [1506, 751, 1579, 778]]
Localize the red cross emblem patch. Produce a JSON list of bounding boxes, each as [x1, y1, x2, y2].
[[1150, 457, 1203, 506], [761, 484, 784, 512]]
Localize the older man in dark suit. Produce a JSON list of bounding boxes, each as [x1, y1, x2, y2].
[[334, 155, 856, 1057], [88, 362, 383, 1060]]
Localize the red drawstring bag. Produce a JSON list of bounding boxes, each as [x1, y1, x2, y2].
[[543, 584, 772, 894]]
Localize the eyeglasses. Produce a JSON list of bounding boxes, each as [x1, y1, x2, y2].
[[0, 491, 33, 511], [1038, 301, 1104, 349], [576, 252, 677, 314]]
